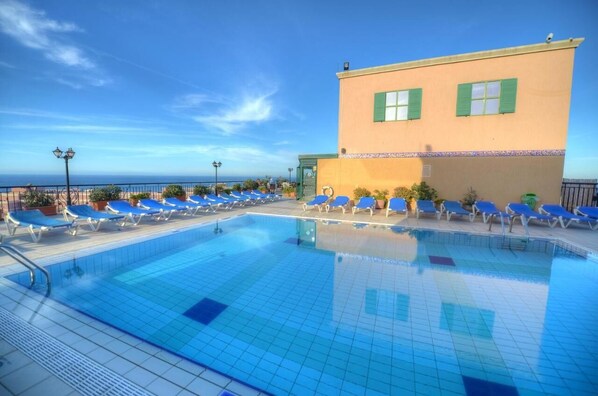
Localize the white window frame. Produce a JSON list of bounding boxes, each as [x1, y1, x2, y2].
[[471, 81, 500, 115], [384, 90, 409, 121]]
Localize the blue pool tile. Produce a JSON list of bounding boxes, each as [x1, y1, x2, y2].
[[462, 376, 519, 396], [183, 298, 228, 325], [429, 255, 456, 266]]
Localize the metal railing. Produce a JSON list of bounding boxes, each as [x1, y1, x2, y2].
[[0, 180, 246, 219], [561, 180, 597, 211], [0, 243, 51, 294]]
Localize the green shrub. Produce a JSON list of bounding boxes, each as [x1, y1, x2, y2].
[[461, 187, 478, 207], [89, 185, 122, 202], [411, 181, 438, 201], [231, 183, 242, 192], [393, 186, 414, 201], [162, 184, 185, 198], [372, 189, 389, 200], [22, 189, 55, 207], [193, 184, 211, 196], [243, 179, 259, 190], [353, 187, 371, 200], [130, 192, 151, 200]]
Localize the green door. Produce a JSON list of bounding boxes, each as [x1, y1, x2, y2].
[[302, 167, 317, 200]]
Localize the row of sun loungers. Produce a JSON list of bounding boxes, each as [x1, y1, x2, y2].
[[4, 191, 281, 242], [302, 195, 598, 230]]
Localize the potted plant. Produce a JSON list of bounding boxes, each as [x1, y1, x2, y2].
[[193, 184, 211, 197], [461, 187, 478, 211], [89, 185, 122, 211], [372, 189, 389, 209], [162, 184, 186, 201], [22, 189, 57, 215], [129, 192, 151, 206], [411, 181, 438, 201], [282, 184, 296, 198]]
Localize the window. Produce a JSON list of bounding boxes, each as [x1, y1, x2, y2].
[[374, 88, 422, 122], [456, 78, 517, 117], [471, 81, 500, 115], [385, 90, 409, 121]]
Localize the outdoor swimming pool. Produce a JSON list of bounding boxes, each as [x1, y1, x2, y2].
[[8, 214, 598, 395]]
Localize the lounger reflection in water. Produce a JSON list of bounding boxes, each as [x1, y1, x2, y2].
[[539, 204, 597, 230], [64, 204, 126, 231], [352, 197, 376, 216], [325, 196, 350, 214], [386, 197, 408, 218], [303, 195, 328, 212], [6, 209, 78, 242], [106, 200, 161, 225]]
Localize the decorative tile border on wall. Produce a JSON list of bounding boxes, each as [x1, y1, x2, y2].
[[340, 149, 565, 159]]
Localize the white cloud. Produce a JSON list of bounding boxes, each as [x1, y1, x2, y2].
[[0, 60, 15, 68], [273, 140, 291, 146], [176, 91, 275, 135], [0, 0, 101, 76]]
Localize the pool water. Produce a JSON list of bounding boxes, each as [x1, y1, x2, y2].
[[8, 215, 598, 395]]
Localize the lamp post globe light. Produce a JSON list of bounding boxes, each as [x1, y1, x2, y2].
[[53, 147, 75, 206], [212, 161, 222, 194]]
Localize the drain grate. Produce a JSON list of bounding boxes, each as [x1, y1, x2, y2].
[[0, 307, 151, 396]]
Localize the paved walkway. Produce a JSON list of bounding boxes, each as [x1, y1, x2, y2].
[[0, 199, 596, 395]]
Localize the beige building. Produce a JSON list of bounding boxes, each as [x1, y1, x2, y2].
[[298, 38, 583, 209]]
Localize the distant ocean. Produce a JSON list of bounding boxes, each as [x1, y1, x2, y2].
[[0, 174, 269, 187]]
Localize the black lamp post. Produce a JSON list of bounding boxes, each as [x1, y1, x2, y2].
[[288, 167, 293, 183], [53, 147, 75, 206], [212, 161, 222, 194]]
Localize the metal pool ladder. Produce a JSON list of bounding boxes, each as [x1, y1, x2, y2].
[[0, 243, 51, 293]]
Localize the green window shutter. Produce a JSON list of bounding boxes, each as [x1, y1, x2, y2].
[[373, 92, 386, 122], [456, 83, 472, 116], [407, 88, 422, 120], [499, 78, 517, 113]]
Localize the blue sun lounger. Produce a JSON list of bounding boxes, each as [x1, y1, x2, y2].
[[139, 199, 186, 220], [162, 197, 210, 216], [188, 195, 217, 212], [415, 200, 440, 219], [219, 192, 245, 206], [206, 194, 235, 209], [64, 204, 126, 231], [386, 197, 408, 218], [325, 196, 350, 214], [472, 201, 511, 224], [6, 209, 78, 242], [539, 204, 597, 230], [506, 203, 558, 228], [352, 197, 376, 216], [252, 190, 279, 201], [106, 200, 161, 225], [229, 191, 255, 205], [440, 200, 474, 222], [575, 206, 598, 220], [303, 195, 328, 212]]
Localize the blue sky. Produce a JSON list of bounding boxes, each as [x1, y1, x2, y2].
[[0, 0, 596, 179]]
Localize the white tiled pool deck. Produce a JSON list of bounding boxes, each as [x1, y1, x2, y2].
[[0, 199, 596, 395]]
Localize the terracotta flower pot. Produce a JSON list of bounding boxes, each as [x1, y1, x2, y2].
[[25, 205, 57, 216], [91, 201, 108, 211]]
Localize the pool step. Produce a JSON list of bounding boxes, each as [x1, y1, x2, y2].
[[501, 238, 528, 251]]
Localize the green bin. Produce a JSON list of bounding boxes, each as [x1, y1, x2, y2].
[[521, 193, 539, 210]]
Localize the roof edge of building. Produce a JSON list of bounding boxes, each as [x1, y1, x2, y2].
[[337, 38, 584, 79]]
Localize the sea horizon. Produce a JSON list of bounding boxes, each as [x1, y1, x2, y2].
[[0, 174, 286, 187]]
